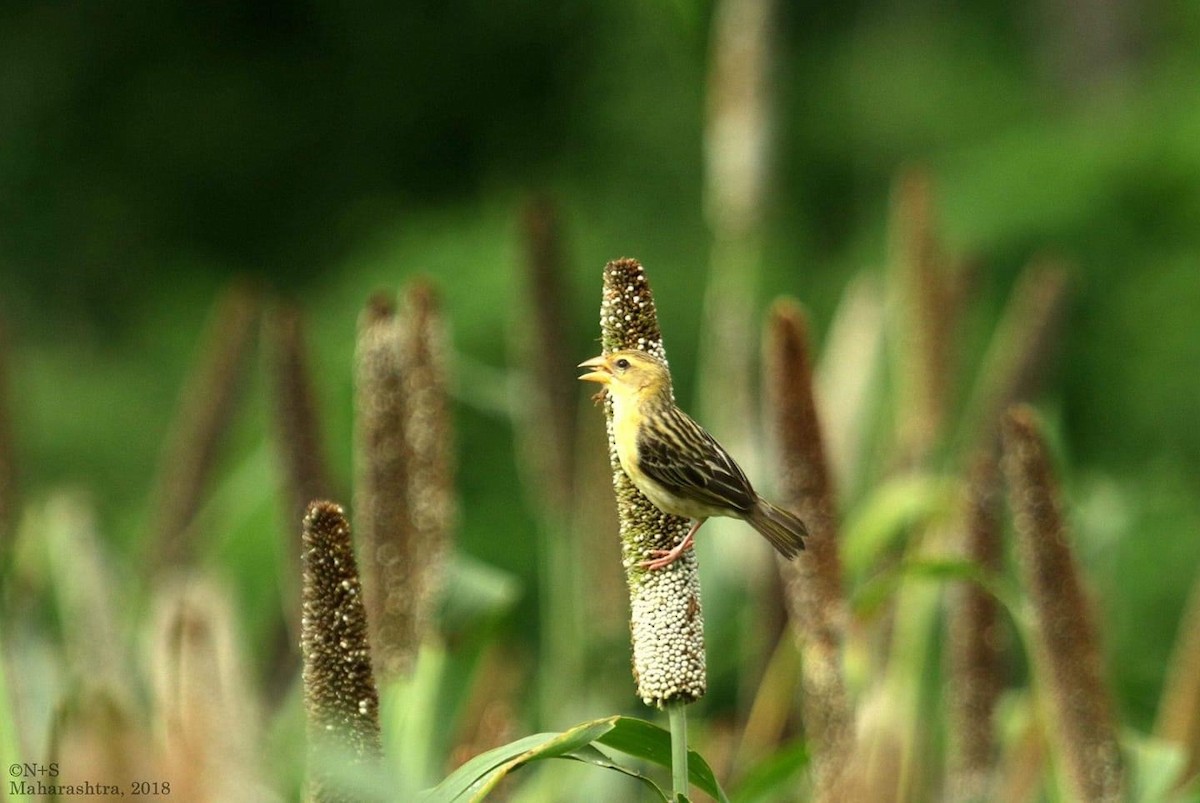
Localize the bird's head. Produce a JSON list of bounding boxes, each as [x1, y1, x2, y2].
[[578, 349, 672, 403]]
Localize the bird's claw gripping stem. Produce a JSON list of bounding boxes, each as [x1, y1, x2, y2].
[[639, 528, 698, 571], [639, 534, 694, 570]]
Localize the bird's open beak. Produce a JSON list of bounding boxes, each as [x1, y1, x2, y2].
[[577, 355, 610, 384]]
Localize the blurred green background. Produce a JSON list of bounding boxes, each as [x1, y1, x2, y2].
[[4, 0, 1200, 748]]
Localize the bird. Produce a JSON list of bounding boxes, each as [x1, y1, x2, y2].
[[579, 349, 807, 570]]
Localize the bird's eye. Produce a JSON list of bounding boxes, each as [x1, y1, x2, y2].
[[615, 358, 631, 370]]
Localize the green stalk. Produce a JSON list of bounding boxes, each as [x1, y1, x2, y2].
[[0, 632, 21, 772], [389, 641, 446, 790], [668, 701, 689, 800]]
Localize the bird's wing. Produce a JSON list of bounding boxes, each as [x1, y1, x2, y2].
[[637, 408, 756, 514]]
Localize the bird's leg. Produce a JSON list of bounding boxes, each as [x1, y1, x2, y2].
[[640, 518, 705, 570]]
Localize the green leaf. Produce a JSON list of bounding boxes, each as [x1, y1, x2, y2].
[[852, 558, 1023, 620], [440, 553, 522, 635], [841, 475, 955, 576], [422, 715, 731, 802], [1125, 732, 1189, 803], [467, 720, 621, 800], [732, 741, 809, 803], [564, 744, 671, 799], [423, 718, 620, 802], [596, 717, 730, 803], [422, 731, 565, 803]]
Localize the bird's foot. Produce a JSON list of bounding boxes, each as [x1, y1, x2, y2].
[[639, 532, 696, 571]]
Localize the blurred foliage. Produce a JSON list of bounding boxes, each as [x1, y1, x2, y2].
[[3, 0, 1200, 796]]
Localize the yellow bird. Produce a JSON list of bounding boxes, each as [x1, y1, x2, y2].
[[579, 349, 807, 570]]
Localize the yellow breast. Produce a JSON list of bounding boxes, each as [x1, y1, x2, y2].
[[610, 391, 644, 483], [609, 391, 700, 518]]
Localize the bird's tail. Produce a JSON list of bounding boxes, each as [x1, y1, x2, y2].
[[747, 499, 807, 559]]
